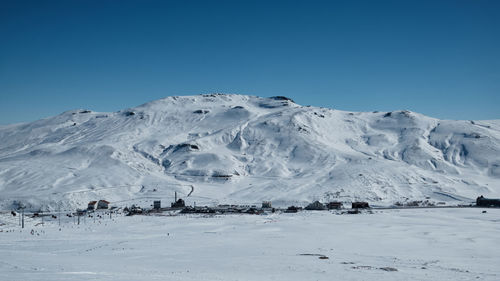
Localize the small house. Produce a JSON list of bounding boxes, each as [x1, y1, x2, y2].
[[476, 196, 500, 207], [88, 201, 97, 210], [153, 200, 161, 209], [326, 201, 343, 210], [262, 201, 272, 208], [305, 201, 326, 210], [97, 200, 110, 209], [352, 201, 370, 209], [284, 206, 299, 213], [171, 198, 185, 208]]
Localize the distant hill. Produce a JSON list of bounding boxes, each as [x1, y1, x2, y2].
[[1, 94, 499, 210]]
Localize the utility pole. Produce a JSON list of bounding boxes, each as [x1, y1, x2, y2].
[[77, 214, 80, 225], [21, 208, 24, 229], [58, 206, 61, 226]]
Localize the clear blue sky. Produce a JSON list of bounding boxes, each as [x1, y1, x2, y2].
[[0, 0, 499, 124]]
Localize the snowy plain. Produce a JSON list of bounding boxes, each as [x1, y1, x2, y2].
[[0, 208, 499, 281]]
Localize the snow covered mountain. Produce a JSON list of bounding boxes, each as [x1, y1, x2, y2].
[[1, 94, 499, 210]]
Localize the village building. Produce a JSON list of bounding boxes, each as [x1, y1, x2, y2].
[[97, 200, 110, 209], [476, 196, 500, 207], [262, 201, 272, 208], [326, 201, 343, 210], [87, 201, 97, 210], [352, 201, 370, 209], [153, 200, 161, 209], [171, 198, 185, 208], [305, 201, 326, 210]]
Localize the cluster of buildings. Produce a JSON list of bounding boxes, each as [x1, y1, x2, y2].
[[302, 200, 369, 210], [123, 197, 371, 216], [85, 195, 500, 217]]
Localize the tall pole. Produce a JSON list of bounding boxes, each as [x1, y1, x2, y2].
[[58, 206, 61, 226], [21, 208, 24, 229], [77, 214, 80, 225]]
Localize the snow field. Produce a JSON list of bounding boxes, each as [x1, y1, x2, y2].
[[0, 208, 498, 281]]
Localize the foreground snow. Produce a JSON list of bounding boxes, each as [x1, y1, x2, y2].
[[1, 208, 498, 280]]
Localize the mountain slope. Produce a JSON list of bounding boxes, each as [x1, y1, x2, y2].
[[1, 94, 499, 210]]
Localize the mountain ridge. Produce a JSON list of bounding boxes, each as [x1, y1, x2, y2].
[[1, 94, 499, 210]]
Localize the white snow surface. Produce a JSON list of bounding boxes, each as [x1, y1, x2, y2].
[[0, 208, 499, 281], [0, 94, 499, 210]]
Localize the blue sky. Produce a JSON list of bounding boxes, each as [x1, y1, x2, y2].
[[0, 0, 499, 124]]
